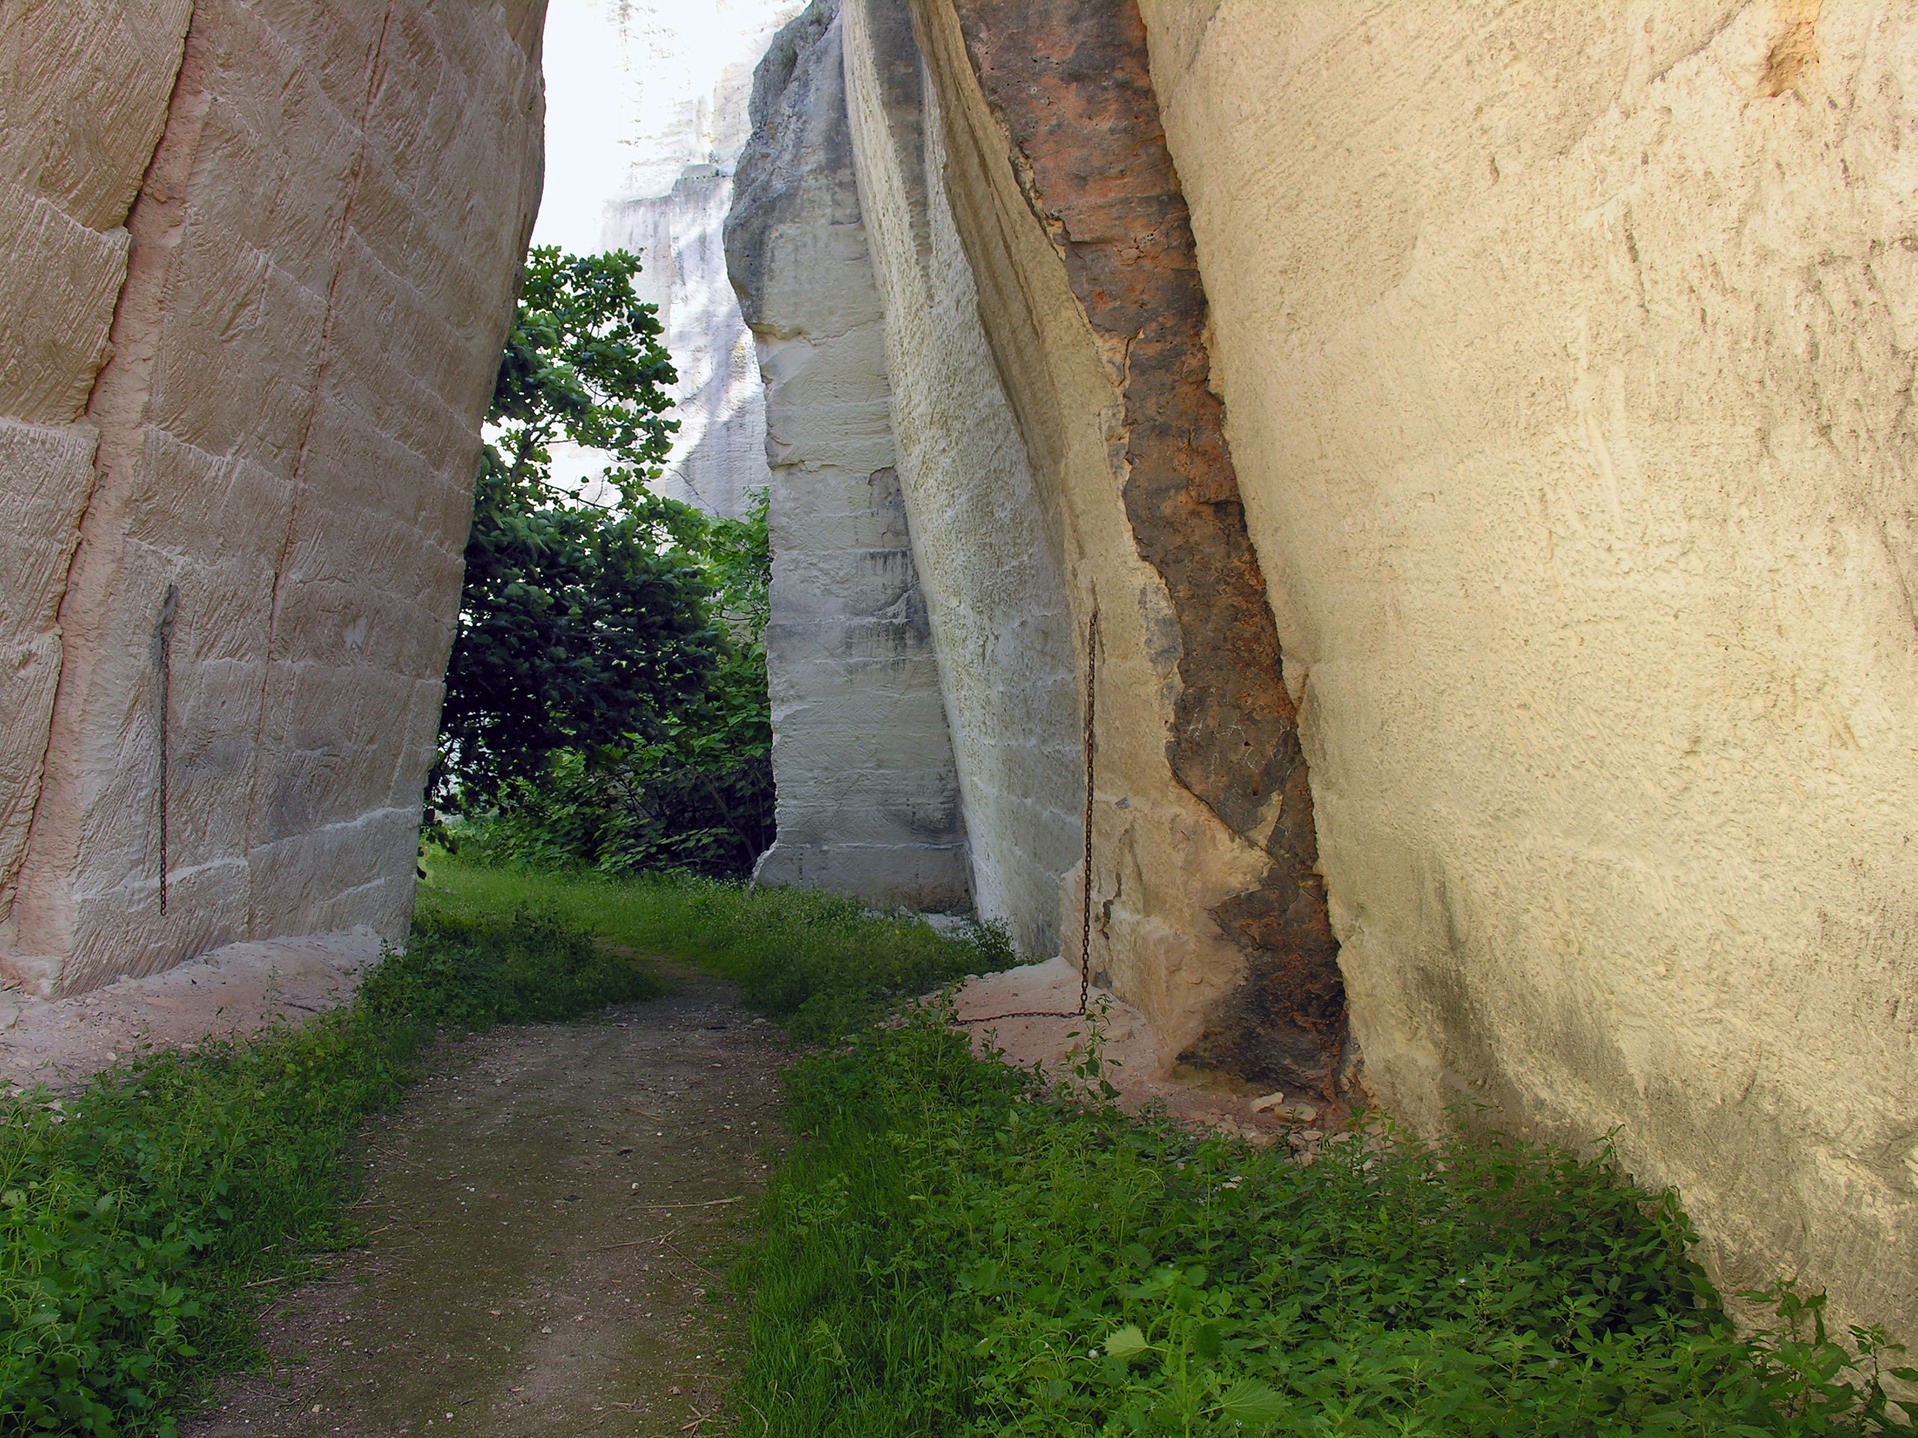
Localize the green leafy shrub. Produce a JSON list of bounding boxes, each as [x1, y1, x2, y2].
[[453, 482, 775, 880], [0, 909, 656, 1436], [439, 247, 777, 879], [735, 1008, 1918, 1437], [440, 246, 710, 805], [462, 727, 772, 881]]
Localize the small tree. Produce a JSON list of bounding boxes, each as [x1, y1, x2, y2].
[[436, 247, 776, 878], [439, 247, 715, 803]]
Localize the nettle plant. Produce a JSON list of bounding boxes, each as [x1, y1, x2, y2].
[[739, 1004, 1916, 1438]]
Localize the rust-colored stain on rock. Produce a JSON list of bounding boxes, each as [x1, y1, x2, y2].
[[1763, 0, 1821, 96], [948, 0, 1347, 1093]]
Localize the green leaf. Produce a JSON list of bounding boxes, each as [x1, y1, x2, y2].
[[1104, 1324, 1152, 1362], [1215, 1378, 1287, 1426]]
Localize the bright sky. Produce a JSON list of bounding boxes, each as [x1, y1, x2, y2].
[[530, 1, 633, 254], [526, 0, 801, 502], [531, 0, 804, 255]]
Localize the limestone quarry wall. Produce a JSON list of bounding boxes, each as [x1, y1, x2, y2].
[[836, 0, 1346, 1083], [581, 0, 805, 520], [0, 0, 193, 969], [726, 2, 970, 910], [1140, 0, 1918, 1342], [605, 166, 770, 519], [0, 0, 546, 996], [837, 0, 1083, 956]]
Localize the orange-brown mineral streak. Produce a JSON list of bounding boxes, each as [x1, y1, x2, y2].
[[946, 0, 1348, 1091], [1763, 0, 1820, 96]]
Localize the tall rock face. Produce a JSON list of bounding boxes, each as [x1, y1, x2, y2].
[[0, 0, 546, 996], [837, 0, 1084, 957], [726, 0, 970, 911], [583, 0, 804, 519], [605, 164, 769, 518], [0, 0, 194, 969], [837, 0, 1345, 1084], [733, 0, 1918, 1350], [1139, 0, 1918, 1349]]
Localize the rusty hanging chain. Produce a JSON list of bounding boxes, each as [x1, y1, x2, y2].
[[1077, 601, 1099, 1015], [958, 599, 1099, 1026], [153, 584, 179, 916]]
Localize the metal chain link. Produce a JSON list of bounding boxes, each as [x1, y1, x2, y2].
[[1077, 602, 1098, 1015]]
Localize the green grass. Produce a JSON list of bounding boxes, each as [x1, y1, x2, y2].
[[0, 855, 1009, 1437], [417, 847, 1016, 1040], [0, 908, 657, 1437], [733, 1006, 1918, 1438], [13, 852, 1908, 1437]]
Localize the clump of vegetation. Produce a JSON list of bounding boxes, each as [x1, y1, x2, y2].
[[0, 909, 656, 1437], [439, 247, 773, 878], [734, 1008, 1917, 1437], [458, 491, 774, 880], [418, 850, 1013, 1041]]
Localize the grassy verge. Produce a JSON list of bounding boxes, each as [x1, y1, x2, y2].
[[0, 909, 657, 1437], [417, 848, 1015, 1039], [16, 852, 1904, 1437], [735, 1007, 1917, 1437]]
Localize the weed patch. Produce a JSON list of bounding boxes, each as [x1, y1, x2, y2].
[[735, 1008, 1916, 1437], [0, 909, 655, 1437], [417, 850, 1014, 1039]]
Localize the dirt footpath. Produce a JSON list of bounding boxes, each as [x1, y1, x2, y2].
[[185, 967, 783, 1438]]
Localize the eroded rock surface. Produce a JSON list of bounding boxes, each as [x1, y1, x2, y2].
[[838, 0, 1085, 954], [832, 0, 1343, 1087], [0, 929, 378, 1093], [586, 0, 804, 519], [744, 0, 1918, 1354], [1140, 0, 1918, 1353], [727, 0, 971, 910], [0, 1, 546, 996], [946, 0, 1345, 1091]]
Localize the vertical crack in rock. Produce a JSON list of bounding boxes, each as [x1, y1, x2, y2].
[[11, 6, 210, 964], [947, 0, 1348, 1091]]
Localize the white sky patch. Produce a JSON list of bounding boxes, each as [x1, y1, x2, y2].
[[524, 0, 802, 508], [531, 0, 804, 255], [531, 0, 634, 255]]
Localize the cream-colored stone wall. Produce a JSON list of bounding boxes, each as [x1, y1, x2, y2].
[[1, 0, 545, 996], [727, 0, 971, 910], [0, 0, 195, 950], [1142, 0, 1918, 1340], [580, 0, 803, 520], [606, 167, 770, 519], [840, 0, 1083, 956]]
